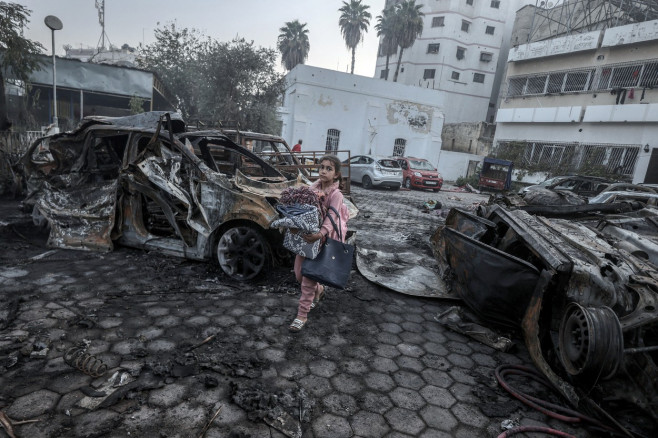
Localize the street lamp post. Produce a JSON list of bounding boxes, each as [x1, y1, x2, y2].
[[44, 15, 63, 133]]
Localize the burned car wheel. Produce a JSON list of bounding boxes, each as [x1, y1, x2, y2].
[[362, 175, 373, 189], [404, 178, 412, 189], [216, 226, 269, 281], [558, 303, 624, 381]]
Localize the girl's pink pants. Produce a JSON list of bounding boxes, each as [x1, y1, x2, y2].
[[294, 255, 319, 319]]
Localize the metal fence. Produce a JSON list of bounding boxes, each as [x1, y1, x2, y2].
[[506, 58, 658, 97], [494, 140, 640, 177]]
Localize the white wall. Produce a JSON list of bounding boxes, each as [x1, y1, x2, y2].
[[280, 65, 445, 164], [436, 149, 483, 182]]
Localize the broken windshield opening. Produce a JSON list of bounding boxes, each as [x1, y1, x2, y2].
[[409, 159, 436, 171]]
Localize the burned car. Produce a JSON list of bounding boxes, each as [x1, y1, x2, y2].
[[432, 205, 658, 433], [519, 175, 613, 197], [19, 112, 305, 280]]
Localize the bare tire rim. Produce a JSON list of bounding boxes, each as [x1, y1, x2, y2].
[[217, 227, 266, 280]]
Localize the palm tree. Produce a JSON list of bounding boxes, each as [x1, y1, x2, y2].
[[338, 0, 372, 74], [375, 5, 398, 80], [393, 0, 424, 82], [277, 20, 310, 71]]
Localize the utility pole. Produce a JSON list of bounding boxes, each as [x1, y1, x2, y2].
[[44, 15, 63, 132]]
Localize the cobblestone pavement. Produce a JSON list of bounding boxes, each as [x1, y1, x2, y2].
[[0, 187, 591, 438]]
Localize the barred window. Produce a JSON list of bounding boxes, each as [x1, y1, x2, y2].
[[456, 47, 466, 60], [326, 129, 340, 152], [427, 43, 440, 54], [473, 73, 485, 83], [486, 26, 495, 35], [564, 71, 593, 92], [507, 59, 658, 98], [466, 0, 473, 5], [480, 52, 493, 62], [432, 16, 445, 27], [424, 69, 436, 79], [491, 0, 500, 8], [380, 69, 389, 79], [461, 20, 471, 32], [451, 71, 460, 80], [393, 139, 406, 157], [495, 140, 640, 176]]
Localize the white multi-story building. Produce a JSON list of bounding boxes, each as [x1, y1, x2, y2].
[[375, 0, 530, 124], [494, 18, 658, 184]]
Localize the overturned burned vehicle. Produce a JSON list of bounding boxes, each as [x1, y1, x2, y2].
[[18, 112, 306, 280], [432, 205, 658, 433]]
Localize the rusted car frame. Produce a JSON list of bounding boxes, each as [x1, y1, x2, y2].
[[19, 112, 303, 280], [432, 205, 658, 431]]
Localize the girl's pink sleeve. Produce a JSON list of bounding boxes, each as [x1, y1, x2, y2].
[[320, 191, 346, 241]]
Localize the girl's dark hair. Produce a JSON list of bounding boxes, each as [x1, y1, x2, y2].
[[319, 154, 343, 188]]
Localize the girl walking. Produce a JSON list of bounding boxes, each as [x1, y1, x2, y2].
[[289, 155, 349, 332]]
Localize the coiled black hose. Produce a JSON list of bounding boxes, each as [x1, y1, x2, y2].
[[495, 364, 624, 437]]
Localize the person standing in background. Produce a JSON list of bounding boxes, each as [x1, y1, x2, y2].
[[292, 139, 302, 152]]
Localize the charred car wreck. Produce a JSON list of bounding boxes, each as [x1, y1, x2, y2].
[[432, 204, 658, 434], [19, 112, 306, 280]]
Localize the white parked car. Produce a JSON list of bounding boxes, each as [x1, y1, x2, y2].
[[345, 155, 403, 190]]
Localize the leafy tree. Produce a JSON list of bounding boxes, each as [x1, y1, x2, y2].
[[140, 24, 284, 133], [138, 22, 205, 120], [277, 20, 310, 71], [197, 38, 284, 133], [392, 0, 424, 82], [375, 5, 398, 80], [338, 0, 371, 74], [0, 2, 44, 131], [128, 95, 146, 114]]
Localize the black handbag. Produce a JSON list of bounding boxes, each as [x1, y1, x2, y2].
[[301, 206, 354, 289]]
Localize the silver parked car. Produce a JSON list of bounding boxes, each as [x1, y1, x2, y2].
[[345, 155, 403, 190]]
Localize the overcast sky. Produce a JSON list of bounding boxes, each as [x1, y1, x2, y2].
[[19, 0, 386, 77]]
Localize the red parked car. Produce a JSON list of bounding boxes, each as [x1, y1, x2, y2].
[[396, 157, 443, 192]]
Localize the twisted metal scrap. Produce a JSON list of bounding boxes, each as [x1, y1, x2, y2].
[[64, 346, 108, 377]]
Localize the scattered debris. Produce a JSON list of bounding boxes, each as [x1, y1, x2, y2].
[[355, 229, 457, 299], [77, 370, 137, 410], [500, 418, 519, 430], [0, 410, 40, 438], [231, 383, 307, 438], [28, 250, 58, 261], [198, 405, 223, 438], [64, 345, 108, 377], [187, 334, 218, 352], [422, 200, 441, 211], [435, 306, 513, 352]]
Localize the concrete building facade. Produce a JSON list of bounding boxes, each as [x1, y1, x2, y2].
[[493, 18, 658, 184], [279, 65, 445, 167], [375, 0, 531, 124]]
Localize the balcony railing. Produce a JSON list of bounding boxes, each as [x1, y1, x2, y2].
[[506, 58, 658, 97]]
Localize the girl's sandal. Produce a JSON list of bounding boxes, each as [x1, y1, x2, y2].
[[289, 318, 306, 332], [310, 284, 326, 310]]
